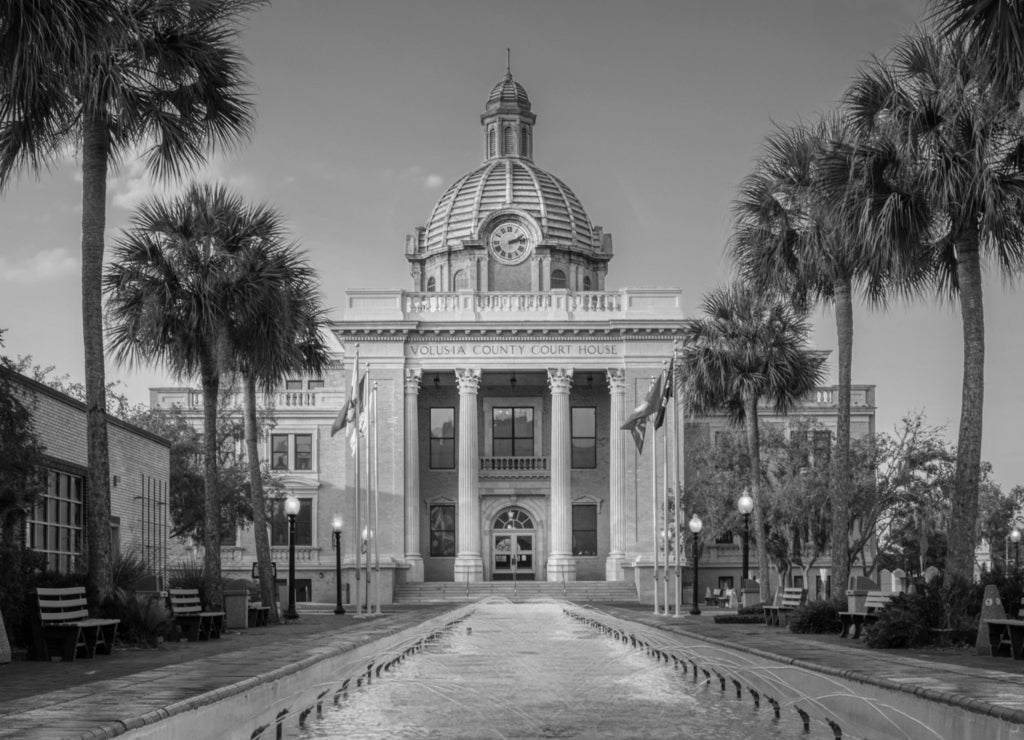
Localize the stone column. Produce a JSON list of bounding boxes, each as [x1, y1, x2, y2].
[[454, 368, 484, 581], [547, 367, 576, 582], [606, 368, 627, 580], [403, 368, 424, 582]]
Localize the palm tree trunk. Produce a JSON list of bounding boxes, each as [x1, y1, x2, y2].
[[744, 392, 770, 601], [831, 276, 854, 597], [945, 229, 985, 587], [81, 114, 113, 602], [243, 374, 280, 623], [201, 355, 223, 609]]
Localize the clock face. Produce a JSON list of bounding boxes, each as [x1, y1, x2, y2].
[[488, 221, 533, 264]]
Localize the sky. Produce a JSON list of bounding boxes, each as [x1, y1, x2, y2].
[[2, 0, 1023, 487]]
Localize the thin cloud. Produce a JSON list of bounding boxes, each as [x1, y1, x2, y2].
[[0, 248, 78, 283], [424, 173, 444, 188]]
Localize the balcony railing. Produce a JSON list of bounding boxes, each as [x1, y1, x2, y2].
[[480, 456, 550, 478], [152, 389, 343, 412]]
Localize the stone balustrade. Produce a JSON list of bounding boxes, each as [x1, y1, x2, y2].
[[270, 546, 321, 564], [479, 456, 550, 478]]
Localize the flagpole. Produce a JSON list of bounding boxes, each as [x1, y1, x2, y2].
[[652, 407, 659, 617], [363, 365, 372, 615], [672, 344, 682, 617], [353, 346, 361, 617], [372, 381, 381, 615], [662, 406, 669, 614]]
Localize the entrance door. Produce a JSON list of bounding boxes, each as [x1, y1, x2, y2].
[[492, 507, 536, 581]]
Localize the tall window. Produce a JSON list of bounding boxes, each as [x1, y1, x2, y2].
[[271, 433, 314, 471], [572, 504, 597, 556], [453, 269, 470, 291], [429, 504, 456, 556], [582, 275, 592, 291], [270, 497, 312, 547], [28, 470, 83, 573], [430, 408, 455, 469], [521, 126, 530, 158], [550, 269, 567, 289], [503, 125, 515, 155], [492, 407, 534, 457], [426, 276, 436, 292], [488, 126, 497, 158], [571, 407, 596, 468]]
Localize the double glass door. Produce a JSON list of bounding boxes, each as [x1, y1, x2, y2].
[[493, 532, 534, 580]]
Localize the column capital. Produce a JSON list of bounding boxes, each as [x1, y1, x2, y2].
[[404, 368, 422, 393], [606, 368, 626, 393], [455, 368, 482, 394], [547, 367, 574, 393]]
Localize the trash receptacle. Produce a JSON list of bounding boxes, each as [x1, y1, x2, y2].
[[223, 579, 249, 630]]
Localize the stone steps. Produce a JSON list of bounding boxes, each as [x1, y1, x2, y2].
[[394, 581, 638, 604]]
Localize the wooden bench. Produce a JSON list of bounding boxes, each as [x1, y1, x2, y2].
[[764, 587, 807, 627], [31, 587, 120, 661], [705, 588, 723, 607], [168, 588, 225, 641], [248, 601, 271, 627], [839, 591, 892, 638]]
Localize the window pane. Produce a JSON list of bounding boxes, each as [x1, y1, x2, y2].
[[431, 439, 455, 469], [294, 434, 313, 470], [513, 408, 533, 437], [572, 439, 596, 468], [493, 438, 513, 457], [572, 504, 598, 556], [430, 408, 454, 439], [285, 379, 302, 390], [307, 379, 324, 390], [269, 500, 288, 546], [492, 408, 512, 438], [551, 270, 567, 289], [429, 505, 456, 557], [572, 408, 595, 437], [271, 434, 289, 470], [513, 437, 534, 457], [297, 499, 313, 546]]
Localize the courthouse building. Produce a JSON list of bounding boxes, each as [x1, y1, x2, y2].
[[152, 70, 875, 604]]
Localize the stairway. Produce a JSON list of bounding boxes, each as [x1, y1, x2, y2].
[[393, 580, 638, 604]]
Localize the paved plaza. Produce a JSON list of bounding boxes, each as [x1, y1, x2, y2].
[[2, 601, 1023, 739]]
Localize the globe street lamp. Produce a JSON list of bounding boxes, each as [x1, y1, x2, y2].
[[284, 495, 301, 620], [688, 514, 703, 616], [737, 490, 754, 584], [1011, 528, 1022, 573], [332, 515, 345, 615]]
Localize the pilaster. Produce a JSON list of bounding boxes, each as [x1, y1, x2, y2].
[[606, 368, 627, 581], [403, 368, 424, 581], [454, 368, 484, 581], [547, 366, 576, 582]]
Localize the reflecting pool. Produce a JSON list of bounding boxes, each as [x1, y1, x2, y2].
[[301, 601, 824, 739]]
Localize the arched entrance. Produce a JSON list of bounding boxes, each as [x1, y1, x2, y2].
[[492, 507, 535, 581]]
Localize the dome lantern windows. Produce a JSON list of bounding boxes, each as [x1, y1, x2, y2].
[[550, 269, 567, 290]]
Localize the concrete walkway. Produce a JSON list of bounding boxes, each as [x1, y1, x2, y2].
[[2, 600, 1023, 738]]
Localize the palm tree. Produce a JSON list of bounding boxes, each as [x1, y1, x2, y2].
[[104, 182, 282, 609], [730, 114, 930, 597], [228, 235, 330, 622], [0, 0, 261, 601], [679, 283, 826, 600], [932, 0, 1024, 94], [844, 33, 1024, 585]]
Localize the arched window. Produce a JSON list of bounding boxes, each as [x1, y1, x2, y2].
[[521, 127, 530, 158], [503, 125, 515, 156], [488, 126, 497, 158], [550, 269, 567, 290], [494, 507, 534, 529], [452, 269, 470, 291], [582, 275, 592, 291], [426, 276, 436, 293]]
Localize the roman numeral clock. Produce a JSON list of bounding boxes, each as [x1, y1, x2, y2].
[[488, 219, 534, 264]]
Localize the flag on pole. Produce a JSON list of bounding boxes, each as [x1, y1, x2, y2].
[[331, 361, 363, 437], [653, 358, 674, 430], [350, 370, 371, 456], [620, 372, 664, 454]]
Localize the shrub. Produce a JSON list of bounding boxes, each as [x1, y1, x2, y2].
[[738, 602, 765, 616], [167, 557, 205, 600], [101, 588, 172, 647], [112, 546, 152, 592], [713, 614, 765, 624], [788, 597, 844, 634], [865, 603, 933, 649], [0, 544, 46, 648]]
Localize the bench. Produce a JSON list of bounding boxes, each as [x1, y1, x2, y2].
[[31, 587, 120, 661], [764, 587, 806, 627], [839, 591, 892, 638], [981, 596, 1024, 659], [705, 588, 724, 607], [168, 588, 225, 641], [248, 601, 271, 627]]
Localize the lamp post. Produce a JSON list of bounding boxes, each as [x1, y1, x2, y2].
[[1011, 528, 1021, 573], [688, 514, 702, 616], [332, 515, 345, 615], [284, 495, 301, 620], [737, 490, 753, 584]]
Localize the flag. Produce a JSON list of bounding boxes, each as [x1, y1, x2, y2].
[[653, 358, 674, 430], [331, 362, 362, 437], [350, 373, 371, 456], [621, 372, 664, 454]]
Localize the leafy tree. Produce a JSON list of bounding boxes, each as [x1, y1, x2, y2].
[[11, 356, 142, 419], [0, 0, 262, 602], [932, 0, 1024, 94], [680, 283, 826, 600], [844, 33, 1024, 585]]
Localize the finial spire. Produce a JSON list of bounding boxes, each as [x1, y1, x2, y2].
[[506, 48, 511, 78]]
